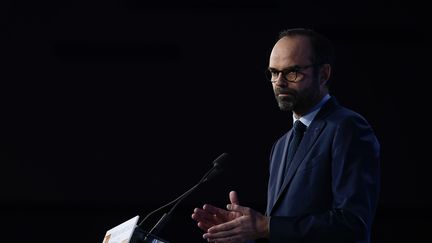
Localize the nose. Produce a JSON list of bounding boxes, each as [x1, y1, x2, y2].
[[273, 73, 287, 86]]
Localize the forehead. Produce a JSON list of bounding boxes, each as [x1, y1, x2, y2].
[[269, 36, 312, 68]]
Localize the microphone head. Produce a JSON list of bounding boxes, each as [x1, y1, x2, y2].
[[212, 152, 229, 168], [203, 153, 230, 182]]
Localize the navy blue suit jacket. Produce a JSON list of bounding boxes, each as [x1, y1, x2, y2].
[[266, 97, 380, 243]]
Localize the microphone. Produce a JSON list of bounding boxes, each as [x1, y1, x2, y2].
[[201, 152, 229, 182], [137, 152, 229, 238]]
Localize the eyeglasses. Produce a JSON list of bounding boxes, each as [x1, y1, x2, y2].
[[265, 64, 315, 83]]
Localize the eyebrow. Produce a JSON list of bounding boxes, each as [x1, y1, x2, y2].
[[268, 65, 300, 72]]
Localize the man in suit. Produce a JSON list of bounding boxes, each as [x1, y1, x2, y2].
[[191, 28, 380, 243]]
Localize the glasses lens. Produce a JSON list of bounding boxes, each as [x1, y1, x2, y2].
[[266, 66, 315, 82], [285, 71, 297, 82]]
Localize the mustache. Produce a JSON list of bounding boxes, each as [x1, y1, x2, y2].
[[275, 88, 296, 96]]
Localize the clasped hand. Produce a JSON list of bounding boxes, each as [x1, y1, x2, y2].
[[191, 191, 269, 242]]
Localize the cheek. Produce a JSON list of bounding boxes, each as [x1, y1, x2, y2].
[[296, 81, 311, 92], [297, 80, 318, 96]]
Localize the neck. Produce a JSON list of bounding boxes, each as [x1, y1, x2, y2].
[[293, 91, 328, 118]]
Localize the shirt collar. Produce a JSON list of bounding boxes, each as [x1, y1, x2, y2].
[[292, 94, 331, 127]]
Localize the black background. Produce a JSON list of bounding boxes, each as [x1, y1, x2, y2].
[[1, 0, 430, 242]]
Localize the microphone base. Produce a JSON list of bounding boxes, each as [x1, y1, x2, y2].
[[130, 227, 170, 243]]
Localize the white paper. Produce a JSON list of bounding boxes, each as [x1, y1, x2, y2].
[[102, 215, 139, 243]]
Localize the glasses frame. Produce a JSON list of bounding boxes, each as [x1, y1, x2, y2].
[[266, 64, 316, 83]]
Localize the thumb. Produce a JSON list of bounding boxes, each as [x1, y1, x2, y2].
[[229, 190, 240, 205], [226, 203, 252, 215]]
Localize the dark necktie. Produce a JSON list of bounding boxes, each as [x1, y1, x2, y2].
[[286, 120, 306, 164], [277, 120, 306, 193]]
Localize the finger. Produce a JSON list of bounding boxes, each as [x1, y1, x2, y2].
[[203, 204, 230, 217], [194, 208, 217, 221], [191, 212, 206, 222], [204, 227, 240, 242], [205, 234, 236, 242], [226, 204, 252, 215], [206, 235, 241, 243], [229, 191, 240, 205], [204, 229, 236, 240], [197, 221, 212, 231], [193, 208, 228, 227], [208, 219, 238, 233], [192, 212, 221, 226]]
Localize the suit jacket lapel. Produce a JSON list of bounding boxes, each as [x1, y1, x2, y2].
[[267, 131, 292, 214], [270, 122, 326, 213], [269, 97, 339, 214]]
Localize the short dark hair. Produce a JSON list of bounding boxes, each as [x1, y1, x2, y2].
[[279, 28, 335, 68]]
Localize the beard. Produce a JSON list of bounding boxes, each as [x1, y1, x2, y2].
[[274, 78, 321, 113], [275, 90, 297, 111]]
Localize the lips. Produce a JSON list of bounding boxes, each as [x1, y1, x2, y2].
[[276, 89, 294, 97], [277, 93, 291, 96]]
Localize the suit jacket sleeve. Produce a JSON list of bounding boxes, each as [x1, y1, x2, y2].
[[269, 115, 380, 243]]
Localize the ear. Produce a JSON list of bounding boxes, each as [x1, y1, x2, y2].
[[319, 64, 331, 85]]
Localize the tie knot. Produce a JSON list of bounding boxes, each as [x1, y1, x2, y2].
[[293, 120, 306, 135]]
